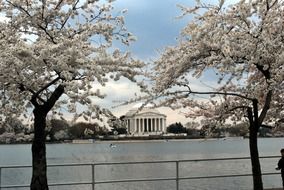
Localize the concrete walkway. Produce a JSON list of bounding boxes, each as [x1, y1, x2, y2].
[[265, 188, 283, 190]]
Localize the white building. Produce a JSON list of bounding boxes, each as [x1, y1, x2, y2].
[[124, 105, 167, 135]]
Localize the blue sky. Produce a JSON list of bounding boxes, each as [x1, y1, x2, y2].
[[111, 0, 237, 61]]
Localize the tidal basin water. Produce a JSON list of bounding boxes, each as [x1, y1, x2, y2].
[[1, 138, 284, 190]]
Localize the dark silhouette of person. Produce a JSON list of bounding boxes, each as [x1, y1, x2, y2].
[[276, 149, 284, 189]]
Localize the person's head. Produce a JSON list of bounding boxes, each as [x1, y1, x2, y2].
[[281, 149, 284, 157]]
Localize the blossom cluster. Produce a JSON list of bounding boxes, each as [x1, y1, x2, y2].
[[153, 0, 284, 125]]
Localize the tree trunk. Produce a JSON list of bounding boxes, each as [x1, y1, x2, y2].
[[248, 106, 263, 190], [30, 106, 49, 190], [29, 84, 64, 190]]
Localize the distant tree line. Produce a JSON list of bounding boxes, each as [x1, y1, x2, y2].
[[45, 118, 129, 141], [46, 119, 110, 141], [0, 117, 128, 143], [166, 121, 283, 138], [1, 117, 284, 143]]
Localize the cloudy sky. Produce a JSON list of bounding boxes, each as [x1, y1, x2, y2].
[[111, 0, 194, 60], [96, 0, 217, 125]]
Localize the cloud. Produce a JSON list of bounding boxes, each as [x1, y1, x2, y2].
[[112, 0, 195, 60], [91, 77, 141, 108], [92, 74, 212, 125]]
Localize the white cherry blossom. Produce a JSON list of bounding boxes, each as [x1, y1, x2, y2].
[[152, 1, 283, 189], [0, 1, 143, 189]]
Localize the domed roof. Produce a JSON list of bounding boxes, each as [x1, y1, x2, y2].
[[125, 103, 161, 117]]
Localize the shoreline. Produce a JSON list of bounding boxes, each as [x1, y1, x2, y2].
[[1, 136, 283, 145]]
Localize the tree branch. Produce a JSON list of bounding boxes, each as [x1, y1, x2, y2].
[[89, 9, 104, 23], [6, 0, 31, 17], [35, 76, 61, 97], [247, 107, 254, 131], [44, 84, 64, 112], [255, 63, 271, 80], [179, 84, 274, 127], [7, 0, 57, 44], [60, 0, 80, 30], [188, 90, 253, 101], [41, 0, 45, 20], [259, 90, 273, 124], [31, 94, 39, 107], [253, 99, 260, 130], [23, 85, 46, 104], [54, 0, 64, 10], [254, 62, 272, 125], [163, 83, 254, 103], [229, 106, 250, 112]]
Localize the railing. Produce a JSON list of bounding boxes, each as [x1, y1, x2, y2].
[[0, 155, 281, 190]]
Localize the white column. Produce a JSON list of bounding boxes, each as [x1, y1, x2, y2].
[[160, 118, 163, 132], [146, 118, 149, 132], [164, 118, 166, 132], [145, 118, 148, 132], [150, 118, 152, 132], [155, 118, 157, 132], [142, 118, 144, 132], [138, 118, 142, 133], [152, 118, 155, 132]]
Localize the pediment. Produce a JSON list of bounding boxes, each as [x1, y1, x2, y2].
[[135, 112, 166, 118]]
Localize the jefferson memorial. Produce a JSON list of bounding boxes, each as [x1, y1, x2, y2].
[[124, 104, 167, 135]]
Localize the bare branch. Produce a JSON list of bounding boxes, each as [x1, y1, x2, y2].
[[89, 9, 104, 23], [189, 90, 253, 101], [60, 0, 80, 30], [176, 84, 253, 101], [6, 0, 31, 17], [54, 0, 64, 10]]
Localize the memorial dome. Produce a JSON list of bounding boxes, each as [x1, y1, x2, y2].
[[125, 103, 160, 117]]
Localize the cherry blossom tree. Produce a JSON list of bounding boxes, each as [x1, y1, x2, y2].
[[0, 0, 142, 189], [152, 0, 284, 189]]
